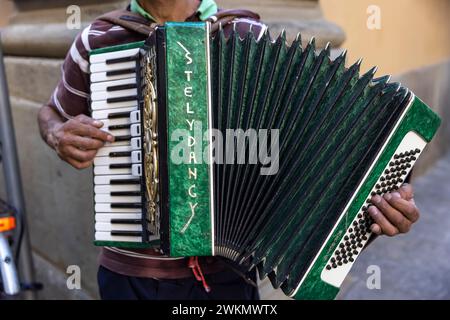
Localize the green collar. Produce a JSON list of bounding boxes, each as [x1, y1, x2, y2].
[[130, 0, 218, 22]]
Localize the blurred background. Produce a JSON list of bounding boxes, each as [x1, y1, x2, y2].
[[0, 0, 449, 299]]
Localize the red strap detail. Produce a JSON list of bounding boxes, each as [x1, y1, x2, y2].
[[188, 257, 211, 293]]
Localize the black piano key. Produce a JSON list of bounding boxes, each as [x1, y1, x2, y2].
[[108, 111, 130, 119], [106, 95, 138, 104], [111, 219, 142, 224], [108, 124, 131, 130], [109, 163, 132, 169], [110, 191, 141, 196], [110, 231, 143, 236], [111, 203, 142, 209], [109, 151, 131, 157], [110, 178, 141, 185], [107, 83, 138, 92], [106, 55, 138, 65], [106, 68, 136, 77], [114, 135, 132, 142]]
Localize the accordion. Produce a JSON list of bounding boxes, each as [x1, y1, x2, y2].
[[88, 22, 440, 299]]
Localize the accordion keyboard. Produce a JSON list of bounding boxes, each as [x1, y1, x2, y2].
[[319, 131, 427, 288], [89, 48, 145, 244]]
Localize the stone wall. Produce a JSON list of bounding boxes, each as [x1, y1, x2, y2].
[[0, 0, 14, 27], [394, 60, 450, 178], [0, 0, 448, 300], [1, 60, 99, 299], [321, 0, 450, 75]]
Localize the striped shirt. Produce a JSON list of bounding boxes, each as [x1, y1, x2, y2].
[[48, 3, 266, 278]]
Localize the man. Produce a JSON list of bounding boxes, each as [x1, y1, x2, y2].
[[37, 0, 420, 300]]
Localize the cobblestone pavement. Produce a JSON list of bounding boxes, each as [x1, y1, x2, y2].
[[337, 150, 450, 300]]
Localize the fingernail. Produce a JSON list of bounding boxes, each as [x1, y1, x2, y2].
[[93, 120, 103, 126], [384, 193, 391, 200], [107, 135, 115, 142], [372, 195, 381, 204], [391, 192, 401, 198], [368, 206, 378, 216], [371, 224, 381, 234]]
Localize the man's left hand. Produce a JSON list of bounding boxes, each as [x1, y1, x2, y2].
[[368, 183, 419, 236]]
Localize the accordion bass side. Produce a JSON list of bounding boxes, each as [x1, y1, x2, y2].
[[88, 23, 441, 299]]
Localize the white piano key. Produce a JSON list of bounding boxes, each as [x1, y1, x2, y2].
[[91, 99, 137, 111], [94, 156, 131, 166], [95, 231, 141, 243], [130, 110, 141, 123], [131, 151, 142, 163], [91, 88, 138, 102], [130, 123, 141, 137], [95, 222, 142, 232], [90, 71, 137, 83], [94, 174, 141, 185], [95, 203, 141, 213], [102, 128, 131, 137], [100, 118, 131, 129], [91, 106, 137, 121], [104, 140, 131, 147], [94, 165, 132, 175], [95, 184, 141, 194], [131, 137, 141, 150], [95, 213, 142, 221], [90, 77, 137, 92], [132, 164, 142, 177], [90, 61, 137, 74], [96, 145, 133, 157], [95, 194, 141, 203], [89, 48, 140, 64]]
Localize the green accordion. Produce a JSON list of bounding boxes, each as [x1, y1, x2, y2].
[[88, 22, 441, 299]]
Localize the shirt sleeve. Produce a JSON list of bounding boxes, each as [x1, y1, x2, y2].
[[47, 26, 92, 119]]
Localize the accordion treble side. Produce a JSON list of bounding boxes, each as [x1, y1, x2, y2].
[[88, 22, 441, 299]]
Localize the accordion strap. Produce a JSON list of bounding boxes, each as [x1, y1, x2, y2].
[[96, 8, 261, 36], [207, 9, 261, 34], [97, 9, 157, 36]]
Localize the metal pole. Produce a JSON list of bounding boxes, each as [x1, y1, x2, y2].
[[0, 233, 20, 295], [0, 34, 36, 300]]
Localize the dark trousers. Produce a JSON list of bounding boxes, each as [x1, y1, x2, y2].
[[97, 265, 260, 300]]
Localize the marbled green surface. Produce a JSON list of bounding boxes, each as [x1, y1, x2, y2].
[[293, 96, 441, 300], [166, 22, 213, 256], [89, 40, 145, 56]]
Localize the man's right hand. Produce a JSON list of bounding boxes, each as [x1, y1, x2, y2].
[[48, 114, 114, 169]]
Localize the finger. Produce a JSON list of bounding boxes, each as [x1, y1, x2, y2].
[[72, 123, 114, 142], [74, 114, 104, 128], [372, 194, 411, 233], [367, 204, 399, 236], [370, 223, 382, 235], [397, 183, 414, 200], [385, 192, 420, 223], [68, 135, 105, 150], [65, 146, 98, 162], [65, 157, 92, 170]]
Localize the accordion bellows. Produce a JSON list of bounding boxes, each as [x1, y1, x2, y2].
[[89, 23, 440, 299]]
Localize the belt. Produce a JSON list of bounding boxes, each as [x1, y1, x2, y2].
[[99, 247, 226, 280]]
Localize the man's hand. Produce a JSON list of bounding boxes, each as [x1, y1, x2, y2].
[[368, 183, 419, 236], [46, 114, 114, 169]]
